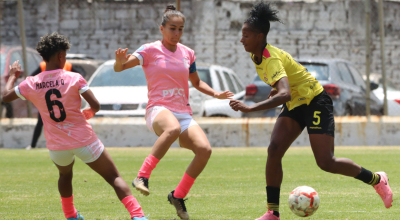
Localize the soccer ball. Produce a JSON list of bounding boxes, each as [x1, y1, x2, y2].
[[288, 186, 320, 217]]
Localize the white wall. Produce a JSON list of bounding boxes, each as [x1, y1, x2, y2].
[[2, 116, 400, 149]]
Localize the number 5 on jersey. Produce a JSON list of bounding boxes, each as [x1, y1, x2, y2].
[[313, 111, 321, 125], [45, 89, 66, 122]]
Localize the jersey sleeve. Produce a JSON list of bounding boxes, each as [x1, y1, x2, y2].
[[77, 75, 89, 94], [16, 80, 30, 100], [132, 44, 149, 66], [265, 58, 287, 87], [189, 49, 197, 74]]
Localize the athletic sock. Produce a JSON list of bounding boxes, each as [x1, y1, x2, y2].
[[137, 154, 160, 179], [121, 195, 144, 219], [355, 167, 381, 186], [173, 172, 195, 199], [266, 186, 280, 217], [61, 195, 77, 219]]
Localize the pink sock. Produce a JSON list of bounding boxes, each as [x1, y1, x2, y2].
[[61, 195, 77, 219], [138, 154, 160, 179], [121, 195, 144, 218], [174, 172, 196, 199]]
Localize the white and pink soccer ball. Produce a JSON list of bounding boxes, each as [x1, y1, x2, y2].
[[288, 186, 320, 217]]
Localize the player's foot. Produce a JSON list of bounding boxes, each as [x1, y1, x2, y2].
[[67, 211, 84, 220], [168, 190, 189, 220], [374, 171, 393, 208], [132, 177, 149, 196], [132, 217, 148, 220], [255, 210, 280, 220], [25, 145, 32, 150]]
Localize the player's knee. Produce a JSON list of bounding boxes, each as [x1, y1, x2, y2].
[[267, 142, 284, 158], [198, 145, 212, 159], [165, 126, 181, 139], [316, 160, 334, 173]]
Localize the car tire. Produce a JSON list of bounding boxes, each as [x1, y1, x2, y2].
[[1, 102, 13, 118], [344, 105, 352, 116]]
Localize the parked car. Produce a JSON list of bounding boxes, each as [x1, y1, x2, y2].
[[66, 53, 104, 80], [243, 58, 382, 117], [1, 45, 41, 118], [191, 64, 245, 117], [85, 61, 245, 117], [369, 73, 400, 116], [85, 60, 148, 117]]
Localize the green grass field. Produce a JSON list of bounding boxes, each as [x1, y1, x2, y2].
[[0, 147, 399, 219]]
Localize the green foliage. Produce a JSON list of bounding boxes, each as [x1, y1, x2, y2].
[[0, 147, 398, 219]]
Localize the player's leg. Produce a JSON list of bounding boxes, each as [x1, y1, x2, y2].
[[80, 141, 146, 219], [50, 150, 83, 220], [308, 91, 392, 208], [256, 115, 304, 220], [27, 113, 43, 150], [133, 107, 181, 196], [167, 120, 211, 220]]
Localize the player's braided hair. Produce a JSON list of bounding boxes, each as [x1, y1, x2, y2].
[[36, 32, 70, 62], [161, 4, 186, 26], [245, 1, 282, 36]]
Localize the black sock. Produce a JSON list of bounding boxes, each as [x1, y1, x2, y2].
[[355, 167, 380, 186], [266, 186, 280, 217]]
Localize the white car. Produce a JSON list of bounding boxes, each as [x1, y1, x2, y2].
[[371, 80, 400, 116], [192, 64, 245, 117], [84, 60, 148, 117]]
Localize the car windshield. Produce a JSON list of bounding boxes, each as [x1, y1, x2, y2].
[[301, 63, 329, 81], [90, 64, 147, 87]]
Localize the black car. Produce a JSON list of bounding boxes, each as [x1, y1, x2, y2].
[[242, 59, 382, 117]]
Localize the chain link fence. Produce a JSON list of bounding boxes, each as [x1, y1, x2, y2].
[[1, 0, 400, 119]]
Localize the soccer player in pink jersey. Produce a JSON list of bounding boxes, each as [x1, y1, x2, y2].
[[2, 33, 147, 220], [114, 4, 233, 220]]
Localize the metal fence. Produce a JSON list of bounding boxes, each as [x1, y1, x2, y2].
[[1, 0, 400, 119]]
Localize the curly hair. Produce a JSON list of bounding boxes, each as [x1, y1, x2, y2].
[[161, 4, 185, 26], [244, 1, 282, 36], [36, 32, 70, 62]]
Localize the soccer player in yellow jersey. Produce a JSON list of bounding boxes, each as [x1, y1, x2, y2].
[[229, 2, 393, 220]]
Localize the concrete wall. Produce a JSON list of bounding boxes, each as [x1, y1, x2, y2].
[[2, 116, 400, 149], [1, 0, 400, 85]]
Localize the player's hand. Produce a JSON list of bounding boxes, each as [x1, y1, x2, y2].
[[82, 108, 95, 120], [268, 88, 278, 98], [9, 60, 22, 78], [229, 100, 251, 113], [115, 48, 131, 65], [214, 91, 234, 99]]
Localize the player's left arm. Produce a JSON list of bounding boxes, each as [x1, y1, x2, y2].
[[3, 61, 22, 103], [230, 77, 291, 113], [189, 71, 233, 99]]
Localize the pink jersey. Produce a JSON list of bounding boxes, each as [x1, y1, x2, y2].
[[133, 40, 196, 114], [15, 69, 98, 150]]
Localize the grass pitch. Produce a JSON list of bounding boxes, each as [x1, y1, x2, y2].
[[0, 147, 399, 219]]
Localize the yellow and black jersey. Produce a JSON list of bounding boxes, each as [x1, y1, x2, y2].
[[251, 44, 323, 111]]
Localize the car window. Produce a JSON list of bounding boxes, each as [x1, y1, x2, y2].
[[336, 62, 355, 84], [223, 71, 237, 94], [27, 52, 39, 76], [232, 74, 244, 91], [215, 70, 226, 91], [90, 65, 147, 87], [301, 63, 329, 81], [196, 69, 212, 88], [346, 64, 366, 88], [0, 53, 5, 75]]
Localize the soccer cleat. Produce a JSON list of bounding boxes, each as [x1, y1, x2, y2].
[[132, 217, 148, 220], [168, 190, 189, 220], [67, 211, 84, 220], [255, 210, 280, 220], [132, 177, 150, 196], [374, 171, 393, 208], [26, 145, 32, 150]]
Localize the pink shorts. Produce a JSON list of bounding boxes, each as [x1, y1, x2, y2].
[[49, 139, 104, 166], [145, 106, 198, 134]]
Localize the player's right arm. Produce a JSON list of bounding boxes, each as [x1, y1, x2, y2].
[[81, 89, 100, 120], [114, 48, 140, 72]]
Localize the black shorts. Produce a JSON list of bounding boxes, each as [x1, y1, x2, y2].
[[278, 90, 335, 137]]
